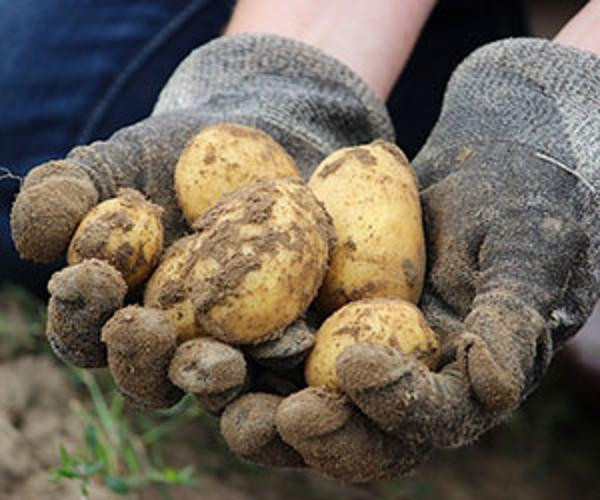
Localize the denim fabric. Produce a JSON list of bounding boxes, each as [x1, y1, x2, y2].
[[0, 0, 525, 295], [0, 0, 234, 293]]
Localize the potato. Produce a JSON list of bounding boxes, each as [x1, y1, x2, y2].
[[175, 123, 301, 225], [185, 177, 334, 345], [144, 235, 201, 343], [308, 140, 425, 314], [67, 189, 164, 289], [305, 298, 439, 389]]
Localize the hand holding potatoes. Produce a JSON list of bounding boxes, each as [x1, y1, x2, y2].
[[13, 116, 445, 481], [13, 33, 598, 484], [273, 40, 600, 481]]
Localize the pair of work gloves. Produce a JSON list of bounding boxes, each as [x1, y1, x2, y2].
[[11, 34, 599, 481]]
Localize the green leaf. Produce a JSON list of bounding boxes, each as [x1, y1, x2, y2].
[[54, 467, 81, 479], [59, 444, 71, 466], [80, 460, 105, 477], [80, 478, 90, 497], [84, 425, 99, 451], [104, 475, 131, 494]]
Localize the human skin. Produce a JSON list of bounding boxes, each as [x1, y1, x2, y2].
[[225, 0, 438, 101], [554, 0, 600, 55]]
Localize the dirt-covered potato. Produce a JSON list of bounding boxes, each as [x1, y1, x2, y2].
[[305, 298, 439, 389], [175, 123, 301, 226], [184, 177, 334, 345], [144, 235, 201, 343], [101, 306, 183, 410], [308, 140, 425, 314], [67, 189, 164, 289]]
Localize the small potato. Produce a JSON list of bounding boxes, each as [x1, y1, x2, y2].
[[305, 298, 439, 389], [175, 123, 301, 225], [144, 235, 201, 343], [186, 178, 334, 345], [67, 189, 164, 289], [308, 140, 425, 314]]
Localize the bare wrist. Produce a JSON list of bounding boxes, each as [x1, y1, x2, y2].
[[554, 0, 600, 56], [225, 0, 436, 100]]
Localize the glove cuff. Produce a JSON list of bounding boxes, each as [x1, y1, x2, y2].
[[415, 38, 600, 195], [154, 33, 395, 176]]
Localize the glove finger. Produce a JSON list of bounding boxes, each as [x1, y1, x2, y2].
[[46, 258, 127, 368], [337, 342, 495, 448], [101, 305, 184, 410], [275, 387, 430, 482], [457, 209, 588, 411], [168, 337, 250, 415], [11, 161, 99, 262], [220, 393, 305, 468], [246, 319, 315, 370]]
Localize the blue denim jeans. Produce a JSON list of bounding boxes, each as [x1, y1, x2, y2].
[[0, 0, 525, 295]]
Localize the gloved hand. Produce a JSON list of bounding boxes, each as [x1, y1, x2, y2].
[[10, 34, 394, 466], [269, 38, 600, 481]]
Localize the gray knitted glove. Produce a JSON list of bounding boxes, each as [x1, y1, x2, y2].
[[273, 38, 599, 481], [10, 34, 393, 467], [12, 34, 392, 259]]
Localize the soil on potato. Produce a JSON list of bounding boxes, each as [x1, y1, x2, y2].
[[1, 290, 599, 500]]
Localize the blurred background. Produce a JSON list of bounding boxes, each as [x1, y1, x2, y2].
[[1, 1, 598, 499]]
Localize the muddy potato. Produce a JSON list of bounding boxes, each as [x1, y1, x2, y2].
[[144, 235, 201, 343], [67, 189, 164, 289], [305, 298, 439, 389], [308, 140, 425, 314], [186, 177, 334, 345], [175, 123, 301, 225]]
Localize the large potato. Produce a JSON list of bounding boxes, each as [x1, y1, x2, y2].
[[144, 235, 201, 343], [175, 123, 301, 225], [305, 298, 439, 389], [67, 189, 164, 289], [308, 140, 425, 314], [151, 178, 334, 345]]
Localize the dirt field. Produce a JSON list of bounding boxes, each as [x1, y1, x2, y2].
[[1, 285, 599, 500]]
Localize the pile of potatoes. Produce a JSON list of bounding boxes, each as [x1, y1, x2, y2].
[[44, 122, 440, 413]]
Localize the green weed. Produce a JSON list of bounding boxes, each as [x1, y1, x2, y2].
[[50, 370, 199, 498]]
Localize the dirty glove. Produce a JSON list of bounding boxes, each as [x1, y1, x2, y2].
[[272, 38, 600, 481], [10, 34, 393, 466]]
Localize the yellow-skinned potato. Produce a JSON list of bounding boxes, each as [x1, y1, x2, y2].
[[305, 298, 439, 389], [175, 123, 301, 225], [144, 235, 202, 343], [67, 189, 163, 289], [186, 177, 334, 345], [308, 140, 425, 314]]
